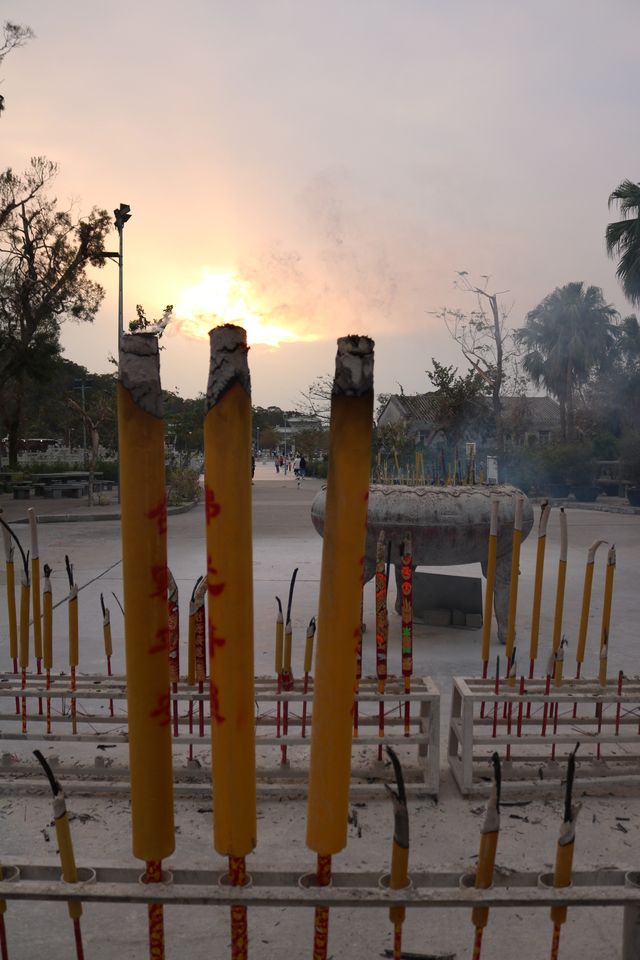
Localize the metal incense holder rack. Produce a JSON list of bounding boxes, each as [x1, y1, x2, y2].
[[0, 674, 441, 797], [448, 503, 639, 796]]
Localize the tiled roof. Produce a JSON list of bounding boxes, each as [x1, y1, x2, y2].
[[501, 396, 561, 426]]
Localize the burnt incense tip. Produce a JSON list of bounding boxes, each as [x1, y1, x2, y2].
[[332, 335, 374, 397], [119, 333, 163, 418], [206, 324, 251, 409]]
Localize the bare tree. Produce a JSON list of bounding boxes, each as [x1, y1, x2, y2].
[[66, 395, 113, 507], [297, 373, 332, 425], [432, 273, 518, 451], [0, 21, 35, 116]]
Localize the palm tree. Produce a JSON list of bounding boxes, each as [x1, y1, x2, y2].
[[516, 283, 618, 440], [606, 180, 640, 306]]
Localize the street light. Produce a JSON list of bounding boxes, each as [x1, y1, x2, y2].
[[113, 204, 131, 347], [98, 203, 131, 351], [256, 426, 260, 453]]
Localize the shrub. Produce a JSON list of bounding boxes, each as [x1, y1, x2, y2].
[[166, 467, 201, 505], [540, 442, 595, 486], [306, 457, 328, 479]]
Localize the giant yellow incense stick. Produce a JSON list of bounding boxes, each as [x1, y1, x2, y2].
[[307, 336, 374, 960], [2, 528, 17, 672], [529, 501, 551, 675], [575, 540, 606, 678], [28, 509, 43, 679], [598, 546, 616, 688], [118, 332, 175, 959], [204, 325, 256, 959], [481, 498, 499, 674], [471, 753, 501, 960], [505, 495, 524, 670]]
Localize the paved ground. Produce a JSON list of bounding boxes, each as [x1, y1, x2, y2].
[[1, 463, 639, 958]]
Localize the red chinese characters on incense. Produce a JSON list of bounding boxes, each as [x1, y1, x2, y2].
[[117, 332, 175, 960], [306, 336, 375, 960], [204, 324, 256, 960]]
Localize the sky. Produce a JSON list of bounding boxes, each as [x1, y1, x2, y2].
[[3, 0, 640, 408]]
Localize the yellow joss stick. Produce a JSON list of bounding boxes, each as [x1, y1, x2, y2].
[[301, 616, 316, 737], [2, 527, 18, 671], [43, 564, 53, 734], [552, 509, 568, 657], [187, 591, 197, 687], [204, 325, 256, 960], [100, 594, 114, 717], [167, 568, 180, 737], [598, 546, 616, 688], [28, 509, 42, 674], [529, 501, 551, 675], [554, 639, 566, 688], [34, 751, 85, 959], [385, 747, 409, 960], [65, 556, 79, 736], [575, 540, 606, 678], [471, 753, 501, 960], [307, 336, 374, 960], [505, 495, 525, 682], [275, 597, 283, 677], [0, 859, 9, 960], [304, 616, 316, 676], [549, 747, 580, 960], [481, 498, 499, 674], [118, 333, 175, 959], [19, 566, 30, 734]]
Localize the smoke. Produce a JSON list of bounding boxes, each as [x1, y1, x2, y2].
[[170, 167, 401, 347]]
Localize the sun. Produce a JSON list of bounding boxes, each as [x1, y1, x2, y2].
[[173, 269, 318, 348]]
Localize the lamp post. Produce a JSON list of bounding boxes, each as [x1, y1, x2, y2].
[[96, 203, 131, 351], [256, 427, 260, 454], [113, 204, 131, 347]]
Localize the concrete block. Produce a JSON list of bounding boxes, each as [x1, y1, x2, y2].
[[451, 609, 466, 626], [465, 613, 483, 629], [423, 608, 451, 627]]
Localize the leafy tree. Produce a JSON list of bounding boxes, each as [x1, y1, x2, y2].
[[516, 283, 617, 441], [425, 359, 490, 447], [0, 161, 110, 463], [606, 180, 640, 307], [0, 21, 34, 116]]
